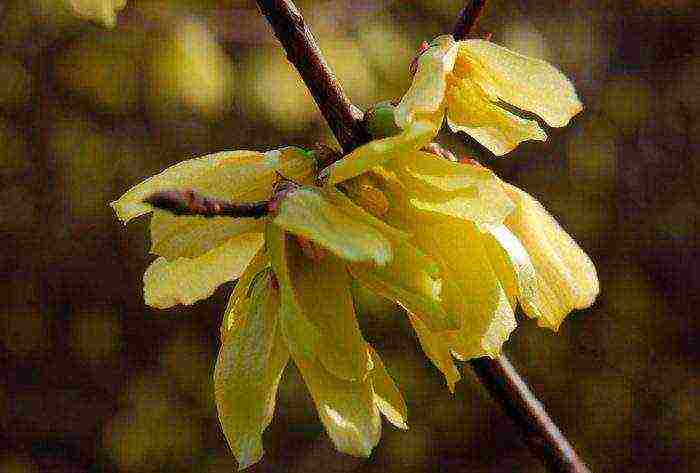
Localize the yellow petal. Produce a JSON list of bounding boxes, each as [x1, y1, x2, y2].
[[395, 35, 458, 128], [321, 187, 411, 243], [143, 233, 264, 308], [283, 238, 371, 381], [111, 147, 316, 224], [446, 78, 547, 156], [214, 270, 289, 470], [69, 0, 126, 28], [267, 225, 370, 381], [349, 239, 459, 332], [285, 335, 381, 457], [483, 223, 537, 309], [324, 117, 441, 186], [407, 312, 460, 393], [460, 39, 583, 128], [368, 345, 408, 429], [391, 151, 515, 229], [410, 218, 517, 359], [150, 211, 264, 259], [273, 187, 393, 265], [220, 246, 269, 336], [503, 184, 599, 330]]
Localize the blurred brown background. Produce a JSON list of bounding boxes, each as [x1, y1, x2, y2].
[[0, 0, 698, 471]]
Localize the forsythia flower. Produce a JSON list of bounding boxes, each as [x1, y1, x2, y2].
[[340, 150, 599, 386], [323, 36, 581, 186], [111, 146, 470, 467], [396, 35, 583, 156]]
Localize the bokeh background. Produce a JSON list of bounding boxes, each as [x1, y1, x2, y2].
[[1, 0, 698, 471]]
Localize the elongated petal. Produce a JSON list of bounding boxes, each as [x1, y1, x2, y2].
[[410, 218, 517, 359], [395, 35, 458, 128], [111, 147, 316, 223], [150, 211, 264, 259], [273, 187, 392, 265], [460, 39, 583, 128], [143, 233, 264, 308], [288, 347, 382, 458], [483, 223, 537, 310], [214, 271, 289, 470], [285, 239, 370, 381], [267, 225, 370, 381], [367, 346, 408, 429], [220, 246, 269, 335], [503, 184, 599, 330], [325, 118, 441, 186], [349, 240, 459, 332], [407, 312, 460, 392], [446, 78, 547, 156]]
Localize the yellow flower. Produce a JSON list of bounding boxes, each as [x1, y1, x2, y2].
[[111, 147, 414, 467], [341, 150, 598, 387], [396, 35, 582, 156], [323, 37, 581, 186], [111, 144, 598, 468]]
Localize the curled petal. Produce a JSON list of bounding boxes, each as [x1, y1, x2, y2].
[[214, 271, 289, 470], [273, 187, 393, 266], [408, 216, 517, 359], [503, 184, 599, 330], [220, 247, 269, 336], [460, 39, 583, 128], [407, 312, 461, 392], [143, 233, 264, 308], [349, 240, 459, 332], [446, 78, 547, 156], [324, 117, 441, 186], [111, 147, 315, 224], [367, 346, 408, 429], [395, 35, 458, 129]]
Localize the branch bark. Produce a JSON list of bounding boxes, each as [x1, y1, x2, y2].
[[254, 1, 591, 472], [143, 190, 269, 218], [453, 0, 487, 40], [255, 0, 370, 153]]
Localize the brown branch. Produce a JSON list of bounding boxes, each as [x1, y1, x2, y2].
[[255, 0, 370, 153], [253, 2, 591, 472], [471, 356, 592, 473], [144, 190, 269, 218], [453, 0, 487, 40]]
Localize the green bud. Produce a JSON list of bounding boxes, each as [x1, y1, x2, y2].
[[364, 101, 401, 139]]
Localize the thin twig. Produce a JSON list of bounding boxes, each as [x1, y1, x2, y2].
[[255, 0, 370, 153], [453, 0, 487, 40], [253, 1, 591, 472], [471, 356, 592, 473], [144, 190, 269, 218]]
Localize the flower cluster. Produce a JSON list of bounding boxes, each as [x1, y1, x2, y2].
[[112, 34, 598, 469]]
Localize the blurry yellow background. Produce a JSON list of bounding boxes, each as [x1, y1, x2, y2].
[[0, 0, 698, 472]]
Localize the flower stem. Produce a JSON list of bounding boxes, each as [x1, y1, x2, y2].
[[254, 1, 591, 471], [144, 190, 269, 218], [453, 0, 487, 40]]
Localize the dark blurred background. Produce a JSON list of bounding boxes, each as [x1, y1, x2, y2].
[[1, 0, 698, 471]]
